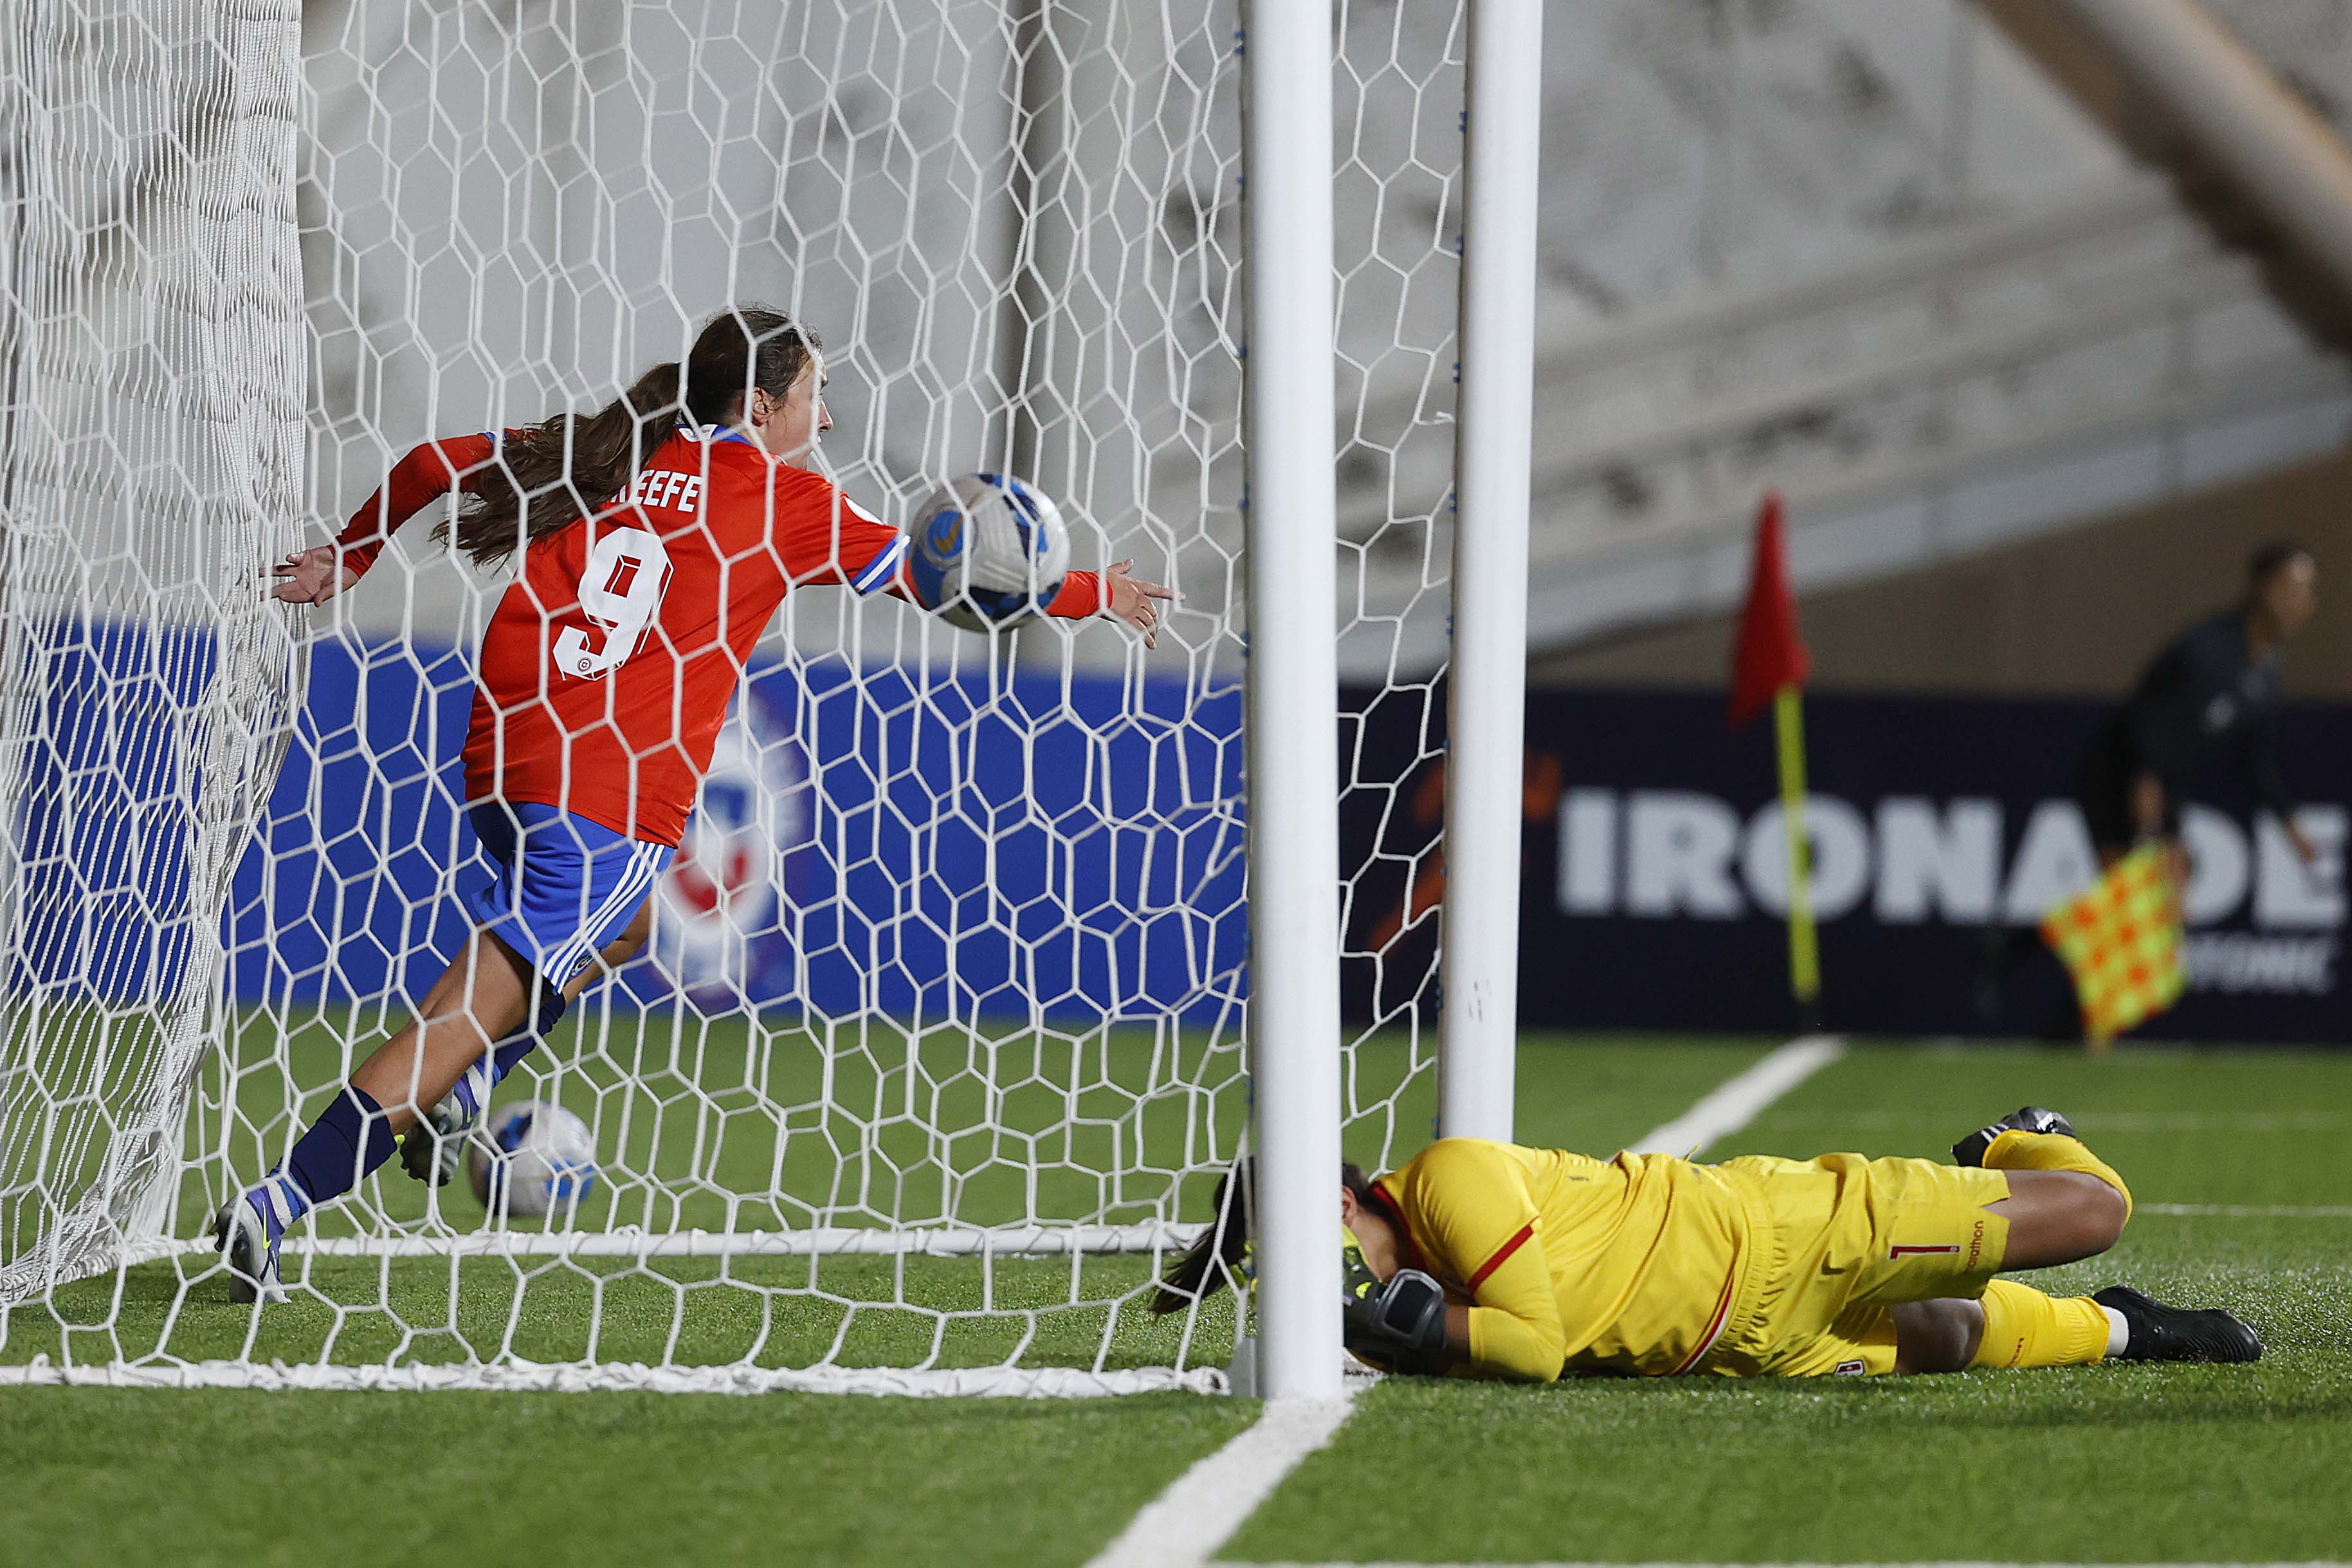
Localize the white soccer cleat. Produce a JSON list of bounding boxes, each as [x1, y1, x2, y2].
[[210, 1194, 286, 1305], [401, 1059, 493, 1187], [398, 1088, 475, 1188]]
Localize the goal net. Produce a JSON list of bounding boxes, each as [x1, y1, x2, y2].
[[0, 0, 1466, 1396]]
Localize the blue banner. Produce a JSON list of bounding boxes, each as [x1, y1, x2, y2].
[[1342, 686, 2351, 1044], [34, 624, 2341, 1044], [218, 634, 1246, 1026], [10, 618, 219, 1001]]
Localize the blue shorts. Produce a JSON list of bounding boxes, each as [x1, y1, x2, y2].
[[465, 802, 673, 998]]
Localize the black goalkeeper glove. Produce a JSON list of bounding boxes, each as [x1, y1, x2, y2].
[[1341, 1267, 1450, 1374]]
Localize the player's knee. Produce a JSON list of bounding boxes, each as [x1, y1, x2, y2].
[[2077, 1172, 2129, 1254], [2088, 1175, 2126, 1250]]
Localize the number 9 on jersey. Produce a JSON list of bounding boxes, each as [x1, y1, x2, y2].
[[555, 527, 673, 678]]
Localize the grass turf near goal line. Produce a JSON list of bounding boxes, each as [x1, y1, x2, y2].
[[0, 1037, 2346, 1564], [1225, 1039, 2352, 1567], [0, 1029, 1769, 1401]]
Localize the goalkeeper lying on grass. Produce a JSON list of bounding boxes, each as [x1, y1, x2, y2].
[[1156, 1109, 2258, 1379]]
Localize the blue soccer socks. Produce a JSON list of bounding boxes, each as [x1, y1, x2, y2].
[[276, 1082, 399, 1215], [221, 1082, 392, 1300]]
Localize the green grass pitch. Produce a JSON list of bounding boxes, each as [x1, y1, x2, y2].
[[2, 1032, 2347, 1565]]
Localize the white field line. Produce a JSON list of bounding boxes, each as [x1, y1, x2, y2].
[[1628, 1035, 1847, 1157], [0, 1358, 1225, 1399], [1245, 1561, 2350, 1567], [1752, 1109, 2345, 1133], [1086, 1394, 1355, 1568], [2048, 1111, 2345, 1132], [2140, 1203, 2352, 1217], [1088, 1035, 1849, 1568]]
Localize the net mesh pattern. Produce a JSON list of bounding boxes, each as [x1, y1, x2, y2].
[[0, 0, 308, 1304], [0, 0, 1465, 1396]]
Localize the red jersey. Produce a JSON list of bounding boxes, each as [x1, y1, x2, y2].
[[333, 426, 1103, 845]]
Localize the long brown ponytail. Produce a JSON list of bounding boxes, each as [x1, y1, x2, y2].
[[1151, 1157, 1378, 1315], [439, 305, 822, 567]]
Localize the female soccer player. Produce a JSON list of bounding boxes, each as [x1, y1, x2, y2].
[[217, 305, 1173, 1300], [1157, 1108, 2260, 1379]]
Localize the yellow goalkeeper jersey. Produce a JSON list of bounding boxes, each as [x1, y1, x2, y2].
[[1372, 1138, 1751, 1382], [1372, 1137, 2019, 1382]]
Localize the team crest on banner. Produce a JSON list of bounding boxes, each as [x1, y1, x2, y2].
[[653, 690, 804, 1009]]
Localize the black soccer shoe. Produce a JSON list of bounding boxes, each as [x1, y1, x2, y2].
[[2094, 1284, 2263, 1364], [1952, 1105, 2078, 1167]]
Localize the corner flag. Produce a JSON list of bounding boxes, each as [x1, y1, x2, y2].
[[1729, 491, 1810, 727], [1728, 491, 1819, 1014]]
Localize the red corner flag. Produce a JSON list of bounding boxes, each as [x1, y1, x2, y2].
[[1728, 491, 1811, 727]]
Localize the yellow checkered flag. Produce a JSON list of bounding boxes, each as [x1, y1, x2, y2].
[[2039, 845, 2187, 1050]]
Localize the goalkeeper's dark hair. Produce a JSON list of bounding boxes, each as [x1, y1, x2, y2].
[[1150, 1156, 1380, 1316], [442, 304, 821, 567]]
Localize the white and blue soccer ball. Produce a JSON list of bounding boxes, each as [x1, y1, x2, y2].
[[468, 1100, 598, 1221], [906, 473, 1071, 632]]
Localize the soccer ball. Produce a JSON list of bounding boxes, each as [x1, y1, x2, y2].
[[906, 472, 1070, 632], [468, 1100, 599, 1220]]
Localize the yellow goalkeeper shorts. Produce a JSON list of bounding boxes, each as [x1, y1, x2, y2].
[[1697, 1153, 2012, 1378]]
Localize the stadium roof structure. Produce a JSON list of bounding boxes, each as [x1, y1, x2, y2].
[[1334, 0, 2352, 677]]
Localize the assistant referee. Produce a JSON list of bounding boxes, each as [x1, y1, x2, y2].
[[2075, 541, 2320, 871]]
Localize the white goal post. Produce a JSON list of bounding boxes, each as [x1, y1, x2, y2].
[[1439, 0, 1544, 1148], [1239, 0, 1346, 1404], [0, 0, 1536, 1399]]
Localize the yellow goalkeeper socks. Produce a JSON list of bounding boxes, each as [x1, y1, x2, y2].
[[1980, 1129, 2133, 1221], [1971, 1279, 2115, 1370]]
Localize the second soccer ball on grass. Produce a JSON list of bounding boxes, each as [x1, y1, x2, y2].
[[468, 1100, 599, 1220], [906, 473, 1071, 632]]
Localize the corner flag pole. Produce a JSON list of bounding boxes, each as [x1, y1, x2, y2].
[[1773, 684, 1820, 1011], [1729, 491, 1818, 1025]]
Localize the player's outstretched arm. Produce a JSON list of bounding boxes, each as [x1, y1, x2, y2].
[[798, 470, 1174, 643], [273, 433, 500, 606], [1089, 558, 1177, 648], [269, 545, 360, 605], [873, 549, 1176, 646]]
